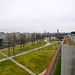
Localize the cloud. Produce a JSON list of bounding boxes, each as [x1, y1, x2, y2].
[[0, 0, 75, 32]]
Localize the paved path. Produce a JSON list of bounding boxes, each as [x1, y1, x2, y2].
[[0, 50, 35, 75], [0, 41, 59, 75], [39, 69, 47, 75], [0, 41, 58, 62], [0, 52, 7, 57], [0, 45, 20, 52], [10, 58, 36, 75]]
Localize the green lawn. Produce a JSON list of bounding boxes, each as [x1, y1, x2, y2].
[[0, 59, 30, 75], [0, 53, 5, 59], [32, 42, 60, 52], [49, 41, 57, 43], [2, 41, 46, 56], [13, 51, 56, 75], [46, 39, 57, 43], [13, 42, 60, 75], [53, 52, 61, 75], [68, 38, 75, 46]]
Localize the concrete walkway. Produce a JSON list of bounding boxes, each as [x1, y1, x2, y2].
[[0, 52, 8, 57], [0, 41, 59, 75], [0, 41, 58, 62], [10, 58, 36, 75], [0, 45, 20, 52], [39, 69, 47, 75], [0, 51, 36, 75]]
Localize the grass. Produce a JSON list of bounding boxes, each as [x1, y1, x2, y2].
[[47, 39, 57, 43], [68, 38, 75, 46], [0, 53, 5, 59], [49, 41, 57, 43], [2, 41, 46, 56], [13, 42, 60, 74], [32, 42, 60, 52], [0, 59, 30, 75], [53, 52, 61, 75], [13, 51, 56, 75]]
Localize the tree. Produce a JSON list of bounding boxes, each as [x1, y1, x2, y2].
[[19, 33, 25, 50], [31, 33, 36, 49], [6, 33, 12, 56], [12, 33, 17, 56], [26, 37, 31, 42], [41, 34, 45, 42], [36, 34, 40, 41]]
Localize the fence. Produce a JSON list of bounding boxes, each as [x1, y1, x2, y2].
[[45, 43, 61, 75]]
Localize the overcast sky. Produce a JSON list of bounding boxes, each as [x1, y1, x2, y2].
[[0, 0, 75, 33]]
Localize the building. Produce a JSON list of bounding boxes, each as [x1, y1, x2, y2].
[[57, 29, 59, 33]]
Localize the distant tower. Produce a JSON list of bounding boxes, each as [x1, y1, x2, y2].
[[44, 30, 46, 34], [57, 29, 59, 33]]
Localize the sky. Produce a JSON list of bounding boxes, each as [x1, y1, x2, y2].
[[0, 0, 75, 33]]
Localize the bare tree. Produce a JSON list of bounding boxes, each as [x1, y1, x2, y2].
[[36, 34, 41, 43], [19, 33, 25, 50], [41, 34, 45, 42], [12, 33, 17, 56], [6, 33, 12, 56], [23, 33, 26, 49], [31, 33, 35, 49], [26, 37, 31, 43]]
